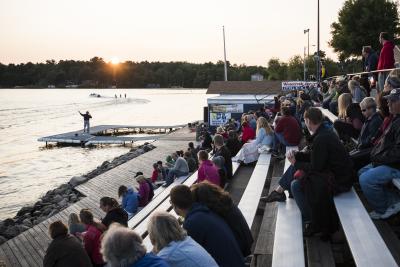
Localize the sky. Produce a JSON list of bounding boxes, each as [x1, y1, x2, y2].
[[0, 0, 346, 66]]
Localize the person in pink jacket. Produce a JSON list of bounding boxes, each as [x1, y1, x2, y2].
[[196, 150, 220, 186]]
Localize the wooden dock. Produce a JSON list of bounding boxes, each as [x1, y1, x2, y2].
[[0, 127, 194, 267], [37, 124, 187, 146]]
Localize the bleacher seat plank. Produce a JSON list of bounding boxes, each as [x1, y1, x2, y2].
[[306, 237, 335, 267], [238, 153, 272, 228], [334, 188, 397, 267]]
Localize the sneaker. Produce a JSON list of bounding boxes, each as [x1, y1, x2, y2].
[[260, 190, 286, 202], [381, 202, 400, 219], [369, 211, 384, 220]]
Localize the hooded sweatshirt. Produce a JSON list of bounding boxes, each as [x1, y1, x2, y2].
[[197, 160, 220, 186], [122, 187, 139, 214], [377, 41, 395, 70]]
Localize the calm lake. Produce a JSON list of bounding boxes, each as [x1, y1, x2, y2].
[[0, 88, 208, 219]]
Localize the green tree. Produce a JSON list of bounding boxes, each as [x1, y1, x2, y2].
[[287, 55, 304, 80], [267, 58, 287, 80], [330, 0, 400, 59]]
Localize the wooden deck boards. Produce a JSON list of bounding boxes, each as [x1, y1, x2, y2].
[[0, 128, 193, 266]]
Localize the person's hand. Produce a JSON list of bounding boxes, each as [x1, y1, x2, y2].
[[286, 150, 297, 165]]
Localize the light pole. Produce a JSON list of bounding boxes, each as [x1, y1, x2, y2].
[[304, 29, 310, 80], [317, 0, 321, 83], [303, 47, 307, 81], [223, 26, 228, 81]]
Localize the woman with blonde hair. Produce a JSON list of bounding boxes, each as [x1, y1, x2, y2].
[[147, 212, 218, 267], [68, 212, 86, 236], [334, 93, 364, 141], [337, 93, 353, 119], [233, 116, 273, 164]]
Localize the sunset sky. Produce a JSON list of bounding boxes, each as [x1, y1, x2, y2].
[[0, 0, 346, 66]]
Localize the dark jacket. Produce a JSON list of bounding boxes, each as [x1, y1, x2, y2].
[[294, 124, 353, 192], [101, 207, 128, 228], [43, 234, 92, 267], [378, 41, 395, 70], [183, 203, 245, 267], [214, 145, 233, 180], [371, 115, 400, 168], [364, 51, 379, 72], [358, 112, 383, 149], [226, 138, 242, 157], [185, 156, 198, 172]]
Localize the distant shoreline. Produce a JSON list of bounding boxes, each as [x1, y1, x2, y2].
[[0, 87, 207, 90]]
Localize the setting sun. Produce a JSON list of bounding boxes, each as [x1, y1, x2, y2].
[[111, 57, 120, 65]]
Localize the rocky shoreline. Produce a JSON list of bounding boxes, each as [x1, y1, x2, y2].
[[0, 142, 156, 244]]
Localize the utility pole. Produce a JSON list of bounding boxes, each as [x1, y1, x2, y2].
[[223, 26, 228, 81], [317, 0, 321, 83], [304, 47, 306, 81], [304, 29, 310, 81]]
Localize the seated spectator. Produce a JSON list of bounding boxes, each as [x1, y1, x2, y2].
[[151, 163, 161, 183], [118, 185, 139, 218], [383, 76, 400, 93], [197, 150, 220, 186], [333, 93, 364, 141], [165, 155, 175, 168], [100, 197, 128, 228], [68, 213, 86, 237], [296, 93, 313, 121], [359, 89, 400, 219], [188, 142, 199, 163], [248, 114, 257, 132], [350, 97, 383, 171], [170, 185, 245, 267], [216, 126, 228, 139], [79, 209, 105, 267], [190, 182, 253, 257], [164, 153, 189, 187], [43, 220, 92, 267], [134, 172, 155, 201], [147, 212, 218, 267], [213, 134, 233, 180], [136, 175, 151, 207], [263, 108, 353, 237], [273, 106, 301, 151], [233, 117, 273, 164], [155, 161, 167, 180], [212, 156, 227, 188], [200, 131, 213, 150], [329, 79, 350, 115], [348, 80, 367, 103], [101, 224, 169, 267], [240, 122, 255, 144], [226, 130, 242, 157], [184, 151, 198, 172], [373, 91, 393, 144]]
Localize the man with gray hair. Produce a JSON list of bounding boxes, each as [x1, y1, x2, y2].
[[101, 223, 169, 267], [213, 134, 233, 180], [163, 152, 189, 187]]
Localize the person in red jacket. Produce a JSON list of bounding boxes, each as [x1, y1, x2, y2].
[[377, 32, 395, 91], [240, 122, 255, 144], [273, 106, 301, 150]]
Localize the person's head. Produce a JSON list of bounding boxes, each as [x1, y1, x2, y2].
[[384, 76, 400, 93], [360, 97, 377, 118], [384, 88, 400, 115], [101, 224, 146, 266], [183, 151, 191, 159], [256, 116, 273, 135], [380, 32, 391, 45], [118, 185, 128, 198], [100, 197, 118, 213], [281, 106, 291, 116], [281, 99, 291, 108], [213, 134, 224, 148], [86, 111, 89, 114], [79, 209, 94, 225], [147, 212, 187, 253], [228, 130, 238, 140], [170, 185, 193, 217], [348, 80, 360, 97], [190, 181, 232, 218], [157, 161, 163, 168], [216, 126, 224, 134], [153, 163, 158, 170], [212, 156, 225, 169], [49, 220, 68, 239], [188, 142, 195, 149], [304, 107, 323, 134], [68, 213, 80, 226], [362, 46, 372, 57], [134, 171, 143, 178], [135, 175, 146, 184], [338, 93, 353, 119], [197, 150, 208, 163], [171, 152, 178, 160]]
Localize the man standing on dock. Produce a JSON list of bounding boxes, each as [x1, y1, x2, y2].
[[79, 111, 92, 133]]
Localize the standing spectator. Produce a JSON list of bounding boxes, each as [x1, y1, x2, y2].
[[101, 224, 169, 267], [226, 130, 242, 157], [196, 150, 220, 186], [184, 151, 198, 172], [164, 153, 190, 187], [213, 134, 233, 180], [170, 185, 245, 267], [100, 197, 128, 228], [68, 213, 86, 237], [118, 185, 139, 218], [190, 182, 253, 257], [273, 106, 301, 151], [377, 32, 395, 91], [79, 209, 105, 267], [362, 46, 379, 73], [79, 111, 92, 133], [136, 175, 151, 207], [43, 220, 92, 267], [148, 212, 218, 267], [359, 89, 400, 219]]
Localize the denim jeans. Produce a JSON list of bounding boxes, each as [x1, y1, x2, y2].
[[278, 165, 311, 222], [358, 164, 400, 213], [165, 169, 188, 186], [84, 120, 90, 133], [378, 72, 388, 92]]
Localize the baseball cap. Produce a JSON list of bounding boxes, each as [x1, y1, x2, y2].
[[384, 88, 400, 101]]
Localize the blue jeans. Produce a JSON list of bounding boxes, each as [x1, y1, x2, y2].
[[273, 132, 296, 150], [165, 169, 188, 186], [279, 165, 311, 222], [358, 164, 400, 213], [84, 120, 90, 133]]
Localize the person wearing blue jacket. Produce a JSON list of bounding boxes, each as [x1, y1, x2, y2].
[[118, 185, 139, 218], [170, 185, 245, 267]]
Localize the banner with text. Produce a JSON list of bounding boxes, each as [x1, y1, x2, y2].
[[282, 81, 318, 91], [210, 104, 243, 113], [210, 112, 231, 126]]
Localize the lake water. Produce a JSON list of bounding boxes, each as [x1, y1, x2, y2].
[[0, 88, 208, 219]]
